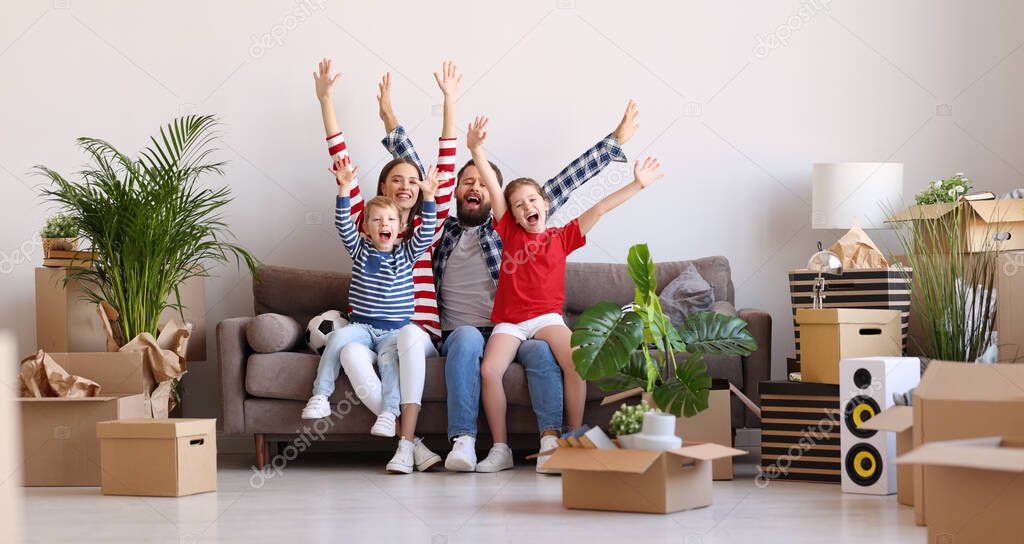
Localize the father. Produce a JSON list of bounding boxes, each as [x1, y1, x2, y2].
[[376, 76, 639, 472]]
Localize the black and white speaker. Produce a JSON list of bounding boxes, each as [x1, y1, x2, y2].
[[839, 356, 920, 495]]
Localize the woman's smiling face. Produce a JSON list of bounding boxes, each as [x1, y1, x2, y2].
[[379, 162, 421, 211]]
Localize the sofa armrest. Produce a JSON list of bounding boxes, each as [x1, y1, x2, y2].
[[217, 317, 254, 434], [738, 308, 772, 428]]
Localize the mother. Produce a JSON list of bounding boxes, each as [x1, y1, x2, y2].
[[301, 58, 460, 473]]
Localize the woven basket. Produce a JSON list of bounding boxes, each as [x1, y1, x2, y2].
[[42, 237, 79, 258]]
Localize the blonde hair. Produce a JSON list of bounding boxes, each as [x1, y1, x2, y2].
[[363, 196, 401, 227], [503, 177, 548, 208]]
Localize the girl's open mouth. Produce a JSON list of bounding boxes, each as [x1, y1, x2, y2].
[[526, 212, 540, 226]]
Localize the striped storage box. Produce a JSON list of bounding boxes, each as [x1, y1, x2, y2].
[[789, 267, 912, 362], [759, 381, 840, 484]]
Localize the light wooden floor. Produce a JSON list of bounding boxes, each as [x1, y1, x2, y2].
[[21, 454, 925, 543]]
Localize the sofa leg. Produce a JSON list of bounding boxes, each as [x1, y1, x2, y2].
[[255, 433, 267, 469]]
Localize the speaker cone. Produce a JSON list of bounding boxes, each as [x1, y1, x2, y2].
[[844, 395, 880, 438], [845, 443, 883, 487]]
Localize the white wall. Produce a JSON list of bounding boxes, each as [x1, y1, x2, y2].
[[2, 0, 1023, 419]]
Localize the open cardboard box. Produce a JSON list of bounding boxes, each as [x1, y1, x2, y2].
[[906, 360, 1024, 526], [858, 405, 914, 505], [35, 268, 206, 362], [542, 442, 745, 514], [887, 196, 1024, 253], [897, 436, 1024, 543], [18, 351, 152, 486]]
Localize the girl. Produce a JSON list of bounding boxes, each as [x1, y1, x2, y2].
[[466, 116, 664, 472], [301, 58, 459, 473]]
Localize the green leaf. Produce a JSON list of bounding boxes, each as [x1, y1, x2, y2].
[[596, 352, 649, 392], [571, 301, 644, 380], [652, 353, 712, 417], [678, 311, 757, 356], [627, 243, 656, 304]]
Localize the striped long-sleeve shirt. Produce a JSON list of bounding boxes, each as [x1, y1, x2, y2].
[[336, 195, 437, 330], [326, 129, 456, 339]]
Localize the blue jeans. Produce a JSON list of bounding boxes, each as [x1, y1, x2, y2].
[[312, 323, 401, 415], [442, 325, 564, 440]]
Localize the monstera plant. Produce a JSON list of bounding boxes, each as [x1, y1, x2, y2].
[[570, 244, 757, 417]]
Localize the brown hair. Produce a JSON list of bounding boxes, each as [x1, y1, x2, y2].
[[377, 158, 424, 240], [363, 196, 401, 228], [457, 159, 503, 187], [503, 177, 547, 208]]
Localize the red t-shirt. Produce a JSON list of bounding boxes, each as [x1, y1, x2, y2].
[[490, 212, 587, 324]]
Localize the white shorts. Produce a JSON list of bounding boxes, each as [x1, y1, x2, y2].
[[492, 313, 566, 341]]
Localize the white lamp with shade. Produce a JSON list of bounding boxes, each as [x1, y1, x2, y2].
[[807, 162, 904, 308]]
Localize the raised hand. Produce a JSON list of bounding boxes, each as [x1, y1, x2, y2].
[[414, 164, 441, 199], [633, 156, 663, 188], [467, 116, 489, 150], [614, 100, 640, 146], [330, 156, 359, 192], [313, 57, 342, 101], [434, 60, 463, 100], [376, 72, 398, 132]]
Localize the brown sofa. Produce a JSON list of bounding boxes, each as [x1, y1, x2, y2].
[[217, 257, 771, 467]]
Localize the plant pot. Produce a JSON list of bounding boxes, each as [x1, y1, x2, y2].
[[42, 237, 79, 258]]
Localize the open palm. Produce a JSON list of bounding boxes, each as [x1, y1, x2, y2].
[[634, 157, 664, 188]]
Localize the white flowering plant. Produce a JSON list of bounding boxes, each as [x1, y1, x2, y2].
[[914, 173, 971, 205]]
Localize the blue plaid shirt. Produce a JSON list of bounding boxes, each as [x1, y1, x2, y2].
[[381, 127, 626, 299]]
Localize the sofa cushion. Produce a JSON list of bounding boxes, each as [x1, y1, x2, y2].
[[246, 313, 303, 353], [659, 263, 716, 327]]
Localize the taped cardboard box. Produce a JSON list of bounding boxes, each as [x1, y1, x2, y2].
[[18, 351, 152, 486], [909, 361, 1024, 526], [858, 405, 914, 506], [542, 443, 745, 514], [794, 309, 902, 384], [35, 267, 206, 362], [97, 418, 217, 497], [897, 437, 1024, 544]]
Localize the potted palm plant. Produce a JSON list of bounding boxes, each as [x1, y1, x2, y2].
[[37, 115, 257, 351], [571, 244, 757, 417]]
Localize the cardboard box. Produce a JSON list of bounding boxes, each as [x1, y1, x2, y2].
[[97, 418, 217, 497], [542, 443, 745, 514], [888, 197, 1024, 253], [788, 267, 911, 362], [996, 251, 1024, 363], [35, 267, 206, 361], [909, 361, 1024, 526], [19, 351, 152, 486], [758, 380, 841, 484], [794, 308, 902, 384], [676, 385, 733, 480], [859, 405, 914, 506], [897, 437, 1024, 543]]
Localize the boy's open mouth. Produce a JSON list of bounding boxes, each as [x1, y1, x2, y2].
[[378, 228, 392, 242]]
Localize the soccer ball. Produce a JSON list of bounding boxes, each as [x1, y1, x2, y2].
[[305, 310, 349, 355]]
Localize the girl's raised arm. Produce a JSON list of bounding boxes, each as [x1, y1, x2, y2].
[[467, 116, 505, 220], [578, 157, 664, 235]]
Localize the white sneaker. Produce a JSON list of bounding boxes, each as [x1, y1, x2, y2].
[[301, 394, 331, 419], [413, 438, 442, 472], [444, 435, 477, 472], [536, 434, 561, 475], [370, 412, 396, 437], [386, 439, 415, 474], [475, 443, 514, 473]]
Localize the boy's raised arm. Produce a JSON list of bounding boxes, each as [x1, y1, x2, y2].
[[330, 157, 364, 260], [407, 165, 441, 261], [578, 157, 663, 235], [467, 116, 505, 220], [316, 58, 365, 224]]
